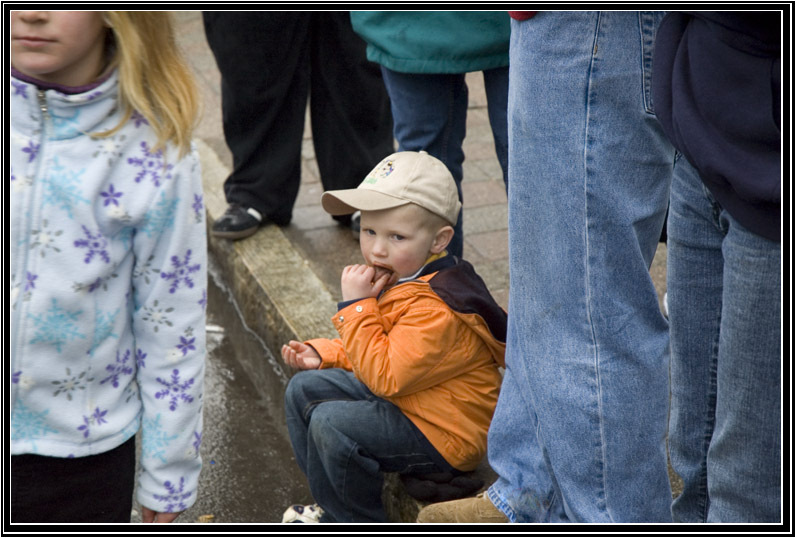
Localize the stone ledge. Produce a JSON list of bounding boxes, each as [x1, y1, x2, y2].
[[199, 140, 336, 430]]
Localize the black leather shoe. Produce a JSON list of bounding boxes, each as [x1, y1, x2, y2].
[[211, 203, 263, 240]]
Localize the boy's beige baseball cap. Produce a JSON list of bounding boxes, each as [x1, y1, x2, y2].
[[321, 151, 461, 226]]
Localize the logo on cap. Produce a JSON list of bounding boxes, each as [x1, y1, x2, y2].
[[363, 159, 395, 184]]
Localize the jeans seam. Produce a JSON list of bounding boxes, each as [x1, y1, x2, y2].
[[638, 12, 658, 115], [638, 12, 649, 113], [442, 78, 456, 169], [584, 10, 611, 521], [340, 440, 358, 521], [698, 313, 721, 522]]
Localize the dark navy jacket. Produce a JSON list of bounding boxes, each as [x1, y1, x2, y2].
[[652, 11, 782, 242]]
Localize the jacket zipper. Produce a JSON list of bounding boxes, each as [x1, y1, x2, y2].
[[11, 91, 51, 407], [37, 89, 51, 126]]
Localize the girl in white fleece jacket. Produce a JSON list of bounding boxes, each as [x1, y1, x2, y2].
[[10, 11, 205, 523]]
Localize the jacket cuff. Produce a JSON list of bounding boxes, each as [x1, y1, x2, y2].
[[305, 338, 342, 369]]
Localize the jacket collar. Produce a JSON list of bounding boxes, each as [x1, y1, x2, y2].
[[396, 253, 458, 285], [419, 254, 457, 277], [11, 70, 121, 141]]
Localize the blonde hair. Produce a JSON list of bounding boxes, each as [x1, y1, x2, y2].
[[408, 202, 455, 232], [99, 11, 198, 156]]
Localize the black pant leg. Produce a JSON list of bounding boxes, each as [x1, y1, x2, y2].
[[11, 437, 136, 523], [309, 12, 394, 196], [202, 12, 311, 225]]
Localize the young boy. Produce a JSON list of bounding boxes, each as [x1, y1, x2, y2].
[[280, 151, 507, 523]]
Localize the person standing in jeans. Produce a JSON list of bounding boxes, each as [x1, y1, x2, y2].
[[203, 12, 394, 239], [653, 11, 782, 523], [418, 11, 676, 522], [350, 11, 510, 258]]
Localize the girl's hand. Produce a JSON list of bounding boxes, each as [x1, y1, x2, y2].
[[340, 264, 394, 301], [141, 507, 181, 523], [281, 340, 321, 370]]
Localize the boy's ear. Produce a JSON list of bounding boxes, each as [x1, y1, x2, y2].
[[430, 226, 455, 254]]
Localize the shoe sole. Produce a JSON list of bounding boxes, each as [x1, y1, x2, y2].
[[211, 225, 259, 240]]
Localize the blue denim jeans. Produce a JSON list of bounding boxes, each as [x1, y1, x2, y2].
[[667, 158, 781, 523], [284, 369, 456, 522], [486, 12, 675, 522], [380, 66, 509, 258]]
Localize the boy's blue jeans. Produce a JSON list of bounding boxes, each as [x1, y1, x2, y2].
[[284, 369, 456, 522], [486, 12, 675, 522], [667, 158, 781, 522]]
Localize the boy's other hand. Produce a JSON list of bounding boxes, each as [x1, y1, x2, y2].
[[341, 264, 394, 301], [282, 340, 321, 370]]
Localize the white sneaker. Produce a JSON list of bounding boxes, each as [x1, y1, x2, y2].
[[663, 291, 669, 319], [282, 503, 324, 523]]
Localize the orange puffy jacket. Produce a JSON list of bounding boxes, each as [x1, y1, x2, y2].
[[308, 256, 506, 471]]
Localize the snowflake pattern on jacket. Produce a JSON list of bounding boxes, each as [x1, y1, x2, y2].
[[9, 71, 206, 514]]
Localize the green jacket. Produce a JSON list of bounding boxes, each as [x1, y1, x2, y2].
[[350, 11, 510, 74]]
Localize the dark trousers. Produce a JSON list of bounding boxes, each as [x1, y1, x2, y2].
[[11, 436, 136, 523], [284, 369, 457, 522], [202, 12, 394, 225]]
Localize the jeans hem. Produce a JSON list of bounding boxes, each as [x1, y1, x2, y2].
[[487, 483, 517, 523]]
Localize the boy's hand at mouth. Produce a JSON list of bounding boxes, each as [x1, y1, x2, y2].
[[341, 264, 397, 301]]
